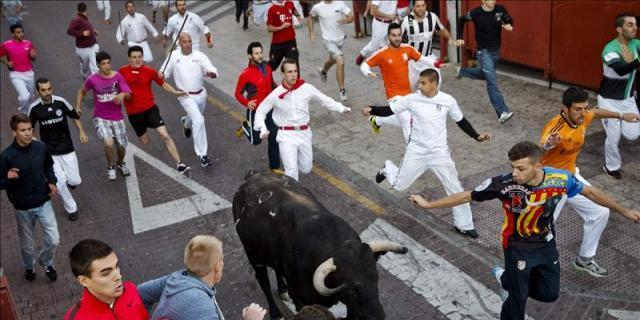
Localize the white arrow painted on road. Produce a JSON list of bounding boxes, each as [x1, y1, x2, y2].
[[360, 219, 533, 320], [125, 144, 231, 234], [606, 309, 640, 320]]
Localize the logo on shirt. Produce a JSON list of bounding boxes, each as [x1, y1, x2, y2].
[[495, 12, 503, 23], [402, 53, 408, 62], [55, 109, 63, 117], [508, 191, 526, 213]]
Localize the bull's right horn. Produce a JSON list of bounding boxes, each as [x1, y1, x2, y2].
[[313, 258, 345, 296], [366, 240, 409, 254]]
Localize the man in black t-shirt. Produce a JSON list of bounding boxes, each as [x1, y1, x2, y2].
[[28, 78, 88, 221], [456, 0, 514, 124]]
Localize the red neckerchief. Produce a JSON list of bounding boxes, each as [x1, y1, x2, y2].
[[278, 78, 305, 99]]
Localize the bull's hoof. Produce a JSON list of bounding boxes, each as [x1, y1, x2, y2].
[[279, 292, 291, 301], [400, 246, 409, 254]]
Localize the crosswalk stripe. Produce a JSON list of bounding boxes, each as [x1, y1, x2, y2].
[[200, 2, 234, 25], [188, 0, 218, 15]]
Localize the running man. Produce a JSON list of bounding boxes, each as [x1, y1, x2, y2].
[[67, 2, 100, 79], [161, 32, 218, 168], [1, 22, 35, 114], [116, 1, 159, 63], [410, 141, 640, 320], [597, 12, 640, 179], [361, 22, 442, 142], [456, 0, 514, 124], [364, 68, 489, 238], [355, 0, 397, 65], [234, 41, 281, 174], [540, 87, 640, 277], [308, 0, 353, 101], [266, 0, 303, 71], [76, 51, 132, 181], [28, 78, 88, 221], [254, 58, 351, 181], [119, 45, 191, 175], [163, 0, 212, 52]]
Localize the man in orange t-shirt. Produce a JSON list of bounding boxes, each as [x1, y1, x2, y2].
[[360, 22, 441, 142], [539, 87, 640, 278]]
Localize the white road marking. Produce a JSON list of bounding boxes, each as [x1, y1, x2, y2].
[[200, 2, 234, 24], [125, 144, 231, 234], [359, 219, 534, 320], [606, 309, 640, 320]]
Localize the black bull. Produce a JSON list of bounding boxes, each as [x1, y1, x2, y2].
[[233, 171, 408, 320]]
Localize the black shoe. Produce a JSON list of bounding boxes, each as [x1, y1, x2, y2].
[[454, 227, 479, 239], [68, 211, 79, 221], [67, 183, 77, 190], [602, 165, 621, 179], [44, 265, 57, 281], [177, 162, 192, 176], [235, 15, 240, 23], [375, 168, 386, 183], [200, 155, 213, 168], [181, 116, 192, 139], [24, 268, 36, 281]]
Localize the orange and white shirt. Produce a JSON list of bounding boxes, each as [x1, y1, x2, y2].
[[360, 44, 422, 100], [539, 111, 595, 174]]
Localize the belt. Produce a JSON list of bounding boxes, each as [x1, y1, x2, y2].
[[132, 38, 147, 43], [375, 17, 392, 23], [180, 88, 203, 95], [279, 124, 309, 131]]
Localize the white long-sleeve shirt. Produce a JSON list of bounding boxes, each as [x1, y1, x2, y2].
[[163, 11, 209, 47], [253, 83, 349, 131], [162, 50, 217, 93], [116, 12, 158, 43]]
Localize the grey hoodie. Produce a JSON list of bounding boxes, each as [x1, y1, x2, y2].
[[137, 269, 225, 320]]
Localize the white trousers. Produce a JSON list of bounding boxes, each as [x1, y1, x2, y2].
[[96, 0, 111, 20], [360, 19, 389, 58], [179, 89, 208, 157], [128, 40, 153, 63], [553, 169, 610, 258], [375, 96, 412, 143], [53, 152, 82, 214], [383, 150, 474, 230], [9, 70, 34, 114], [75, 44, 99, 79], [597, 95, 640, 171], [277, 129, 313, 181]]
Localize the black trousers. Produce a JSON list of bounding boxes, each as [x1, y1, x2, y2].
[[500, 243, 560, 320], [243, 109, 281, 170], [235, 0, 249, 29], [268, 39, 299, 72]]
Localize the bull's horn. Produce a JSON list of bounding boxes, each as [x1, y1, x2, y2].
[[366, 240, 408, 254], [313, 258, 345, 296]]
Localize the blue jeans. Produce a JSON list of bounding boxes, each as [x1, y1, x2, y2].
[[459, 48, 510, 117], [15, 201, 60, 269]]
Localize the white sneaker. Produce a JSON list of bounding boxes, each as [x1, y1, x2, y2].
[[318, 67, 327, 83], [499, 111, 514, 124], [491, 266, 508, 302], [339, 89, 348, 101], [107, 166, 116, 181], [116, 162, 131, 176]]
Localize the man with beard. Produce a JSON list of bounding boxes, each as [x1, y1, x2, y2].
[[116, 1, 158, 63]]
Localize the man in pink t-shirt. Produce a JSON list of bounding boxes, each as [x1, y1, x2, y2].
[[75, 51, 132, 181], [0, 23, 36, 114]]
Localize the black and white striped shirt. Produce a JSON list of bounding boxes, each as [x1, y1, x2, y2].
[[401, 11, 444, 57]]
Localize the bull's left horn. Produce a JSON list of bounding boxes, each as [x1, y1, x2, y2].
[[313, 258, 345, 296], [366, 240, 408, 254]]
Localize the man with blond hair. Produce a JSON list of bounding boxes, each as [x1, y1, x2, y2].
[[138, 235, 266, 320]]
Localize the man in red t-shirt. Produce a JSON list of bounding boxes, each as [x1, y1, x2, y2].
[[119, 45, 192, 175], [267, 0, 303, 71]]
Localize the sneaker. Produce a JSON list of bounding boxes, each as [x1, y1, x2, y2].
[[499, 111, 514, 124], [271, 168, 284, 175], [107, 166, 116, 181], [318, 67, 327, 83], [454, 226, 479, 239], [355, 54, 365, 66], [573, 257, 608, 277], [68, 211, 79, 221], [44, 265, 57, 281], [200, 155, 213, 168], [491, 266, 507, 302], [375, 168, 386, 183], [369, 116, 381, 134], [181, 116, 192, 139], [177, 162, 191, 176], [24, 268, 36, 281], [602, 165, 621, 179], [235, 124, 245, 138], [116, 162, 131, 176], [339, 89, 348, 101], [455, 65, 462, 79]]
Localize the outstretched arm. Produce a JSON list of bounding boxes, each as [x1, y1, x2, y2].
[[410, 191, 473, 209], [581, 186, 640, 223]]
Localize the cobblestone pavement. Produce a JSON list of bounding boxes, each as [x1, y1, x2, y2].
[[1, 1, 638, 319]]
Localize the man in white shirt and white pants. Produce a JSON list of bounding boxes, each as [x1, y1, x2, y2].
[[254, 58, 351, 181], [116, 1, 158, 63], [161, 32, 218, 168], [364, 69, 490, 238], [163, 0, 212, 52], [355, 0, 397, 65]]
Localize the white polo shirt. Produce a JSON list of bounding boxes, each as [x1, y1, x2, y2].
[[371, 0, 397, 17], [391, 90, 463, 154], [163, 11, 209, 48], [162, 50, 217, 93], [309, 1, 351, 42], [116, 12, 158, 43]]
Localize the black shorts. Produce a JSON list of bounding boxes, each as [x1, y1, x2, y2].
[[128, 105, 165, 137], [268, 39, 299, 71]]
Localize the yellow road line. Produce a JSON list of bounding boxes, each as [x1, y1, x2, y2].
[[208, 94, 385, 216]]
